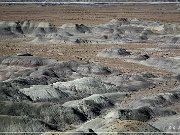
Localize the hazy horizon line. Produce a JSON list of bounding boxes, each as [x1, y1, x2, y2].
[[0, 1, 180, 4]]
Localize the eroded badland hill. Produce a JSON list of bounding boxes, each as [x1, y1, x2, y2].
[[0, 3, 180, 134]]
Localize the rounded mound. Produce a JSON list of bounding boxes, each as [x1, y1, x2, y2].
[[97, 48, 131, 58]]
